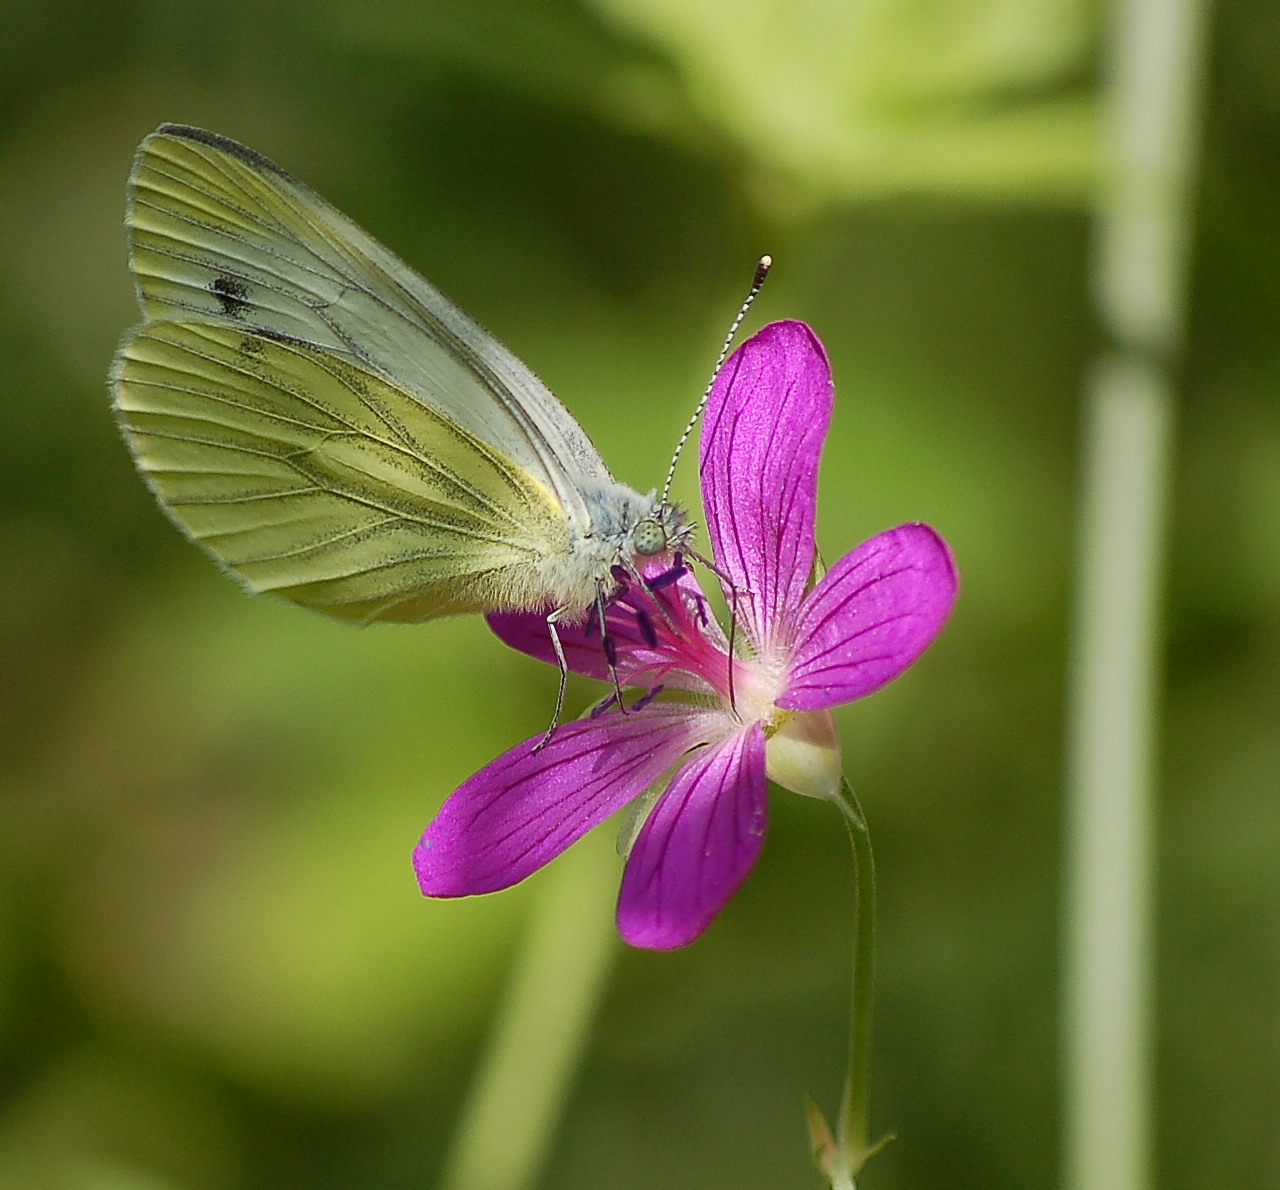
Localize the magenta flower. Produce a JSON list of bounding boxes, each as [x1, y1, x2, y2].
[[414, 321, 958, 949]]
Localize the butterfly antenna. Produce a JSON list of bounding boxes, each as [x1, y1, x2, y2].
[[661, 254, 773, 504]]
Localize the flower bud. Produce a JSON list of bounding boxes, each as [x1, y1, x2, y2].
[[765, 708, 842, 802]]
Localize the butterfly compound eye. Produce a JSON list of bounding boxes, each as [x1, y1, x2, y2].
[[631, 518, 668, 557]]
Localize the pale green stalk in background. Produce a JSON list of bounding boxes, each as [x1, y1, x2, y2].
[[1063, 0, 1210, 1187], [437, 825, 620, 1190]]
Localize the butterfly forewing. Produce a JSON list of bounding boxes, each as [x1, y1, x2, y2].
[[113, 320, 571, 623], [125, 124, 614, 524]]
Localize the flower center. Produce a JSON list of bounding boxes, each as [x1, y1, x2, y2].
[[725, 660, 786, 731]]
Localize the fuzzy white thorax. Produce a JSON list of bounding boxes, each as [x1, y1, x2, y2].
[[534, 481, 694, 621]]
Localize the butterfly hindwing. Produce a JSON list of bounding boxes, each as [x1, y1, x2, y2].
[[113, 320, 570, 622]]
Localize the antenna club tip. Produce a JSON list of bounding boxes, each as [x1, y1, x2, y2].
[[667, 252, 772, 498]]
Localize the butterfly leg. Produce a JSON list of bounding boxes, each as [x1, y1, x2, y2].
[[595, 583, 629, 715], [620, 555, 680, 634], [678, 547, 746, 711], [532, 610, 571, 753]]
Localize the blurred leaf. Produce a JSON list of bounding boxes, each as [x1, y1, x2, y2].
[[328, 0, 663, 108], [588, 0, 1099, 206]]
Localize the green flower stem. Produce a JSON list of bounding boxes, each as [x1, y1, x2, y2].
[[837, 778, 876, 1167], [437, 824, 620, 1190], [812, 777, 889, 1189]]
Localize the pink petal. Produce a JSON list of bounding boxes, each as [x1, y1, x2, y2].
[[780, 523, 958, 711], [616, 722, 767, 950], [699, 321, 833, 657], [415, 705, 716, 897], [487, 609, 615, 683]]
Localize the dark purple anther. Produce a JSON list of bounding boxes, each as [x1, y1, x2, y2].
[[590, 692, 620, 718], [647, 564, 687, 591], [632, 683, 665, 712]]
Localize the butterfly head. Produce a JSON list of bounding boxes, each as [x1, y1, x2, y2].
[[629, 497, 694, 560], [578, 483, 694, 570]]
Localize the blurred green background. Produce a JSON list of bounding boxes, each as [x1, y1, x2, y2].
[[1, 1, 1276, 1188]]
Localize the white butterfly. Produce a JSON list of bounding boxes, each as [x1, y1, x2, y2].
[[111, 123, 694, 635]]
